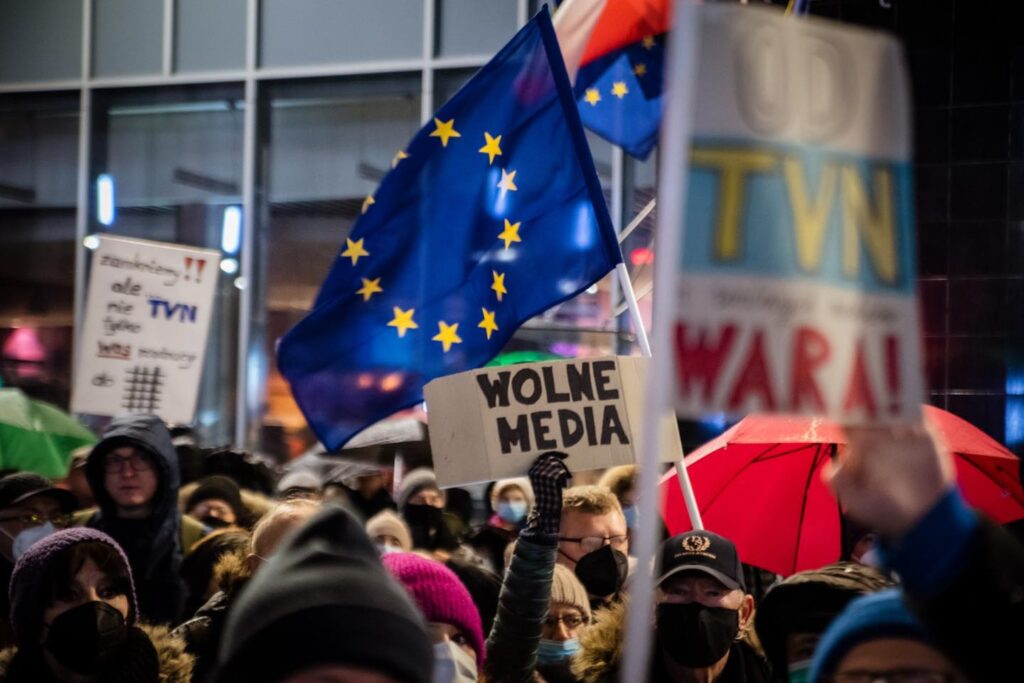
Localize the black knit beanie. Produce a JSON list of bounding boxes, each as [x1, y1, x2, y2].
[[214, 505, 433, 683], [185, 475, 246, 520]]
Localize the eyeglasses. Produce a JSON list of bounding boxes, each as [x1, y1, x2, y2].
[[558, 535, 628, 554], [103, 453, 153, 473], [543, 614, 587, 630], [827, 671, 958, 683], [0, 512, 73, 528]]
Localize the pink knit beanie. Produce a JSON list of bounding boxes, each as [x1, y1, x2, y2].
[[381, 552, 485, 669]]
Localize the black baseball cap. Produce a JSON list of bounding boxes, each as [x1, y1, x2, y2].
[[657, 530, 746, 592], [0, 473, 79, 513]]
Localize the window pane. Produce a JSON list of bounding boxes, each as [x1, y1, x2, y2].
[[436, 0, 518, 58], [0, 93, 80, 406], [0, 1, 82, 83], [255, 75, 422, 457], [175, 0, 247, 73], [260, 0, 422, 68], [90, 84, 244, 443], [92, 0, 163, 78]]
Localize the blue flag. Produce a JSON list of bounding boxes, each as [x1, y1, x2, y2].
[[575, 34, 665, 160], [277, 8, 622, 451]]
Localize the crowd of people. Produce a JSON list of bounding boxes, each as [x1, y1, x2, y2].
[[0, 412, 1018, 682]]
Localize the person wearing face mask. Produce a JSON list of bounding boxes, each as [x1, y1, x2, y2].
[[0, 473, 78, 650], [383, 552, 485, 683], [0, 527, 193, 681], [184, 476, 249, 530], [597, 466, 638, 551], [557, 486, 630, 610], [367, 509, 413, 554], [573, 530, 768, 682], [469, 478, 534, 574], [213, 505, 432, 683], [534, 564, 592, 683], [398, 469, 482, 567]]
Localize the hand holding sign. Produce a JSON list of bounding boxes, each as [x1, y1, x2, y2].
[[823, 424, 955, 540], [527, 451, 572, 535]]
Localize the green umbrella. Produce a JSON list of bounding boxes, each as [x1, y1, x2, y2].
[[0, 388, 96, 478], [485, 350, 565, 367]]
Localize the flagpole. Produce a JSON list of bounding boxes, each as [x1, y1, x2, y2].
[[620, 2, 702, 681], [614, 262, 652, 358]]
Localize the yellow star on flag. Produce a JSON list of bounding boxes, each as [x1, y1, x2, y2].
[[497, 218, 521, 250], [432, 321, 462, 352], [361, 194, 375, 214], [341, 238, 369, 266], [642, 35, 656, 49], [478, 132, 503, 165], [430, 117, 461, 147], [611, 82, 629, 99], [633, 62, 647, 77], [391, 150, 409, 168], [497, 168, 518, 193], [356, 277, 382, 302], [478, 308, 499, 340], [491, 270, 507, 302], [584, 88, 601, 106], [387, 307, 418, 337]]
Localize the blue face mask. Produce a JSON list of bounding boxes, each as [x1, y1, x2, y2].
[[497, 500, 528, 524], [788, 660, 811, 683], [622, 505, 638, 529], [536, 637, 580, 665]]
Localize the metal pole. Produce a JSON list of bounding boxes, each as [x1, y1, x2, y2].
[[620, 3, 701, 680], [614, 263, 651, 358]]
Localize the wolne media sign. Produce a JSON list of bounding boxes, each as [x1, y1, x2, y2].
[[425, 357, 681, 487], [662, 4, 925, 424]]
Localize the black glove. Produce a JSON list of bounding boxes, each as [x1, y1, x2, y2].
[[527, 450, 572, 534]]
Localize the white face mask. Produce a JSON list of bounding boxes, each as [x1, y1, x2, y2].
[[432, 640, 477, 683], [2, 522, 56, 559], [376, 543, 402, 555]]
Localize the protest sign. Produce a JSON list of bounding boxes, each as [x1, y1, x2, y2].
[[424, 356, 681, 487], [71, 235, 220, 424], [662, 4, 924, 424]]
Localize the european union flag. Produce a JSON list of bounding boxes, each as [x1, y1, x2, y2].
[[277, 8, 622, 451], [575, 33, 666, 160]]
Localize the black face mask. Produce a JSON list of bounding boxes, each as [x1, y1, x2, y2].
[[403, 504, 459, 551], [570, 544, 628, 598], [44, 601, 128, 674], [656, 602, 739, 668], [201, 515, 231, 529]]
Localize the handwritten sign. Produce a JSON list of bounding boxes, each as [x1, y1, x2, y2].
[[71, 235, 220, 423], [425, 357, 681, 487], [661, 4, 924, 424]]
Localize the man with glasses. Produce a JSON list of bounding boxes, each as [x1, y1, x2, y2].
[[0, 472, 78, 648], [557, 484, 630, 607], [80, 413, 193, 624]]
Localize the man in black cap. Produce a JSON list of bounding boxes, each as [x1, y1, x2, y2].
[[214, 504, 433, 683], [653, 530, 768, 682], [0, 472, 78, 648], [185, 475, 248, 529]]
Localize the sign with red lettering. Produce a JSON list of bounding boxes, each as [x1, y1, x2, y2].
[[424, 357, 681, 487], [661, 4, 924, 423]]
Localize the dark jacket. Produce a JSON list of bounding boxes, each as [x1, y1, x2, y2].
[[883, 490, 1024, 683], [573, 600, 769, 683], [470, 520, 519, 575], [484, 528, 559, 683], [83, 414, 187, 625], [0, 623, 193, 682]]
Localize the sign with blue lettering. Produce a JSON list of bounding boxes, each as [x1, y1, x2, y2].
[[72, 235, 220, 423], [660, 4, 924, 423]]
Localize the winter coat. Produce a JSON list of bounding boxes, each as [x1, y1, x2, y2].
[[883, 490, 1024, 683], [172, 547, 252, 683], [0, 623, 193, 682], [484, 528, 559, 683], [469, 519, 519, 575], [572, 600, 769, 683]]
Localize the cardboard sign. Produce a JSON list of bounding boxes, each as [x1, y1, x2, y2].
[[661, 4, 924, 424], [71, 235, 220, 423], [425, 356, 681, 486]]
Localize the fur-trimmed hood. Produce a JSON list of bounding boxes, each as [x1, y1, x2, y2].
[[0, 623, 194, 682], [213, 546, 253, 595]]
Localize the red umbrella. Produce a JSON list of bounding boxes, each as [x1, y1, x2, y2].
[[659, 406, 1024, 577]]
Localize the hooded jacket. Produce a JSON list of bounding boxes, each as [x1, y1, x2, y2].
[[214, 505, 433, 683], [83, 414, 186, 625]]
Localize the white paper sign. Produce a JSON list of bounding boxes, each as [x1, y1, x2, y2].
[[72, 235, 220, 423], [661, 4, 925, 424]]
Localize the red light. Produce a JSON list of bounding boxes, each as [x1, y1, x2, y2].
[[630, 247, 654, 266]]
